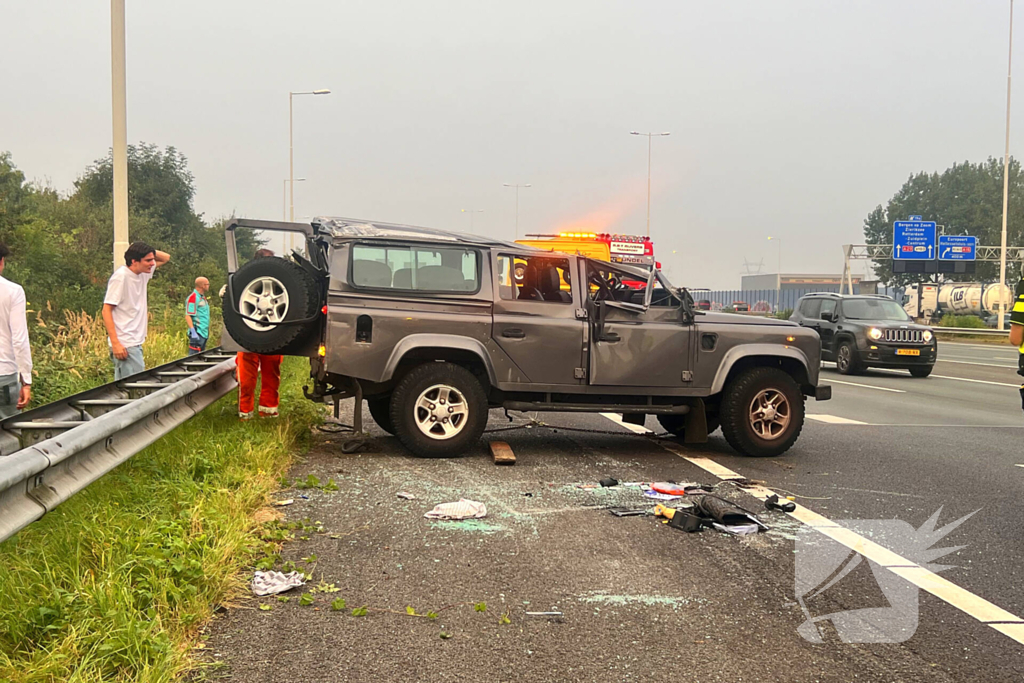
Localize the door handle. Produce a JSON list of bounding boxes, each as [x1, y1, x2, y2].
[[597, 332, 620, 342], [502, 328, 526, 339]]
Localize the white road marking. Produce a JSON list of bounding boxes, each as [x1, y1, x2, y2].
[[825, 363, 1022, 388], [936, 359, 1019, 369], [599, 412, 652, 434], [600, 416, 1024, 645], [806, 414, 869, 425], [827, 378, 906, 393]]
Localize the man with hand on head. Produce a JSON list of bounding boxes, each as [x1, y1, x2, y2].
[[102, 241, 170, 379]]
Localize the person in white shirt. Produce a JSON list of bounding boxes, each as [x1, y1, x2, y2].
[[0, 243, 32, 418], [101, 241, 171, 380]]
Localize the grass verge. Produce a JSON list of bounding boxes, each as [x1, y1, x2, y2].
[[0, 309, 322, 681]]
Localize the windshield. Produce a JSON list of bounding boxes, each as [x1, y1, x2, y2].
[[842, 299, 910, 321]]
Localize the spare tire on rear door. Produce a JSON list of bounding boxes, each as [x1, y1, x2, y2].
[[223, 257, 321, 355]]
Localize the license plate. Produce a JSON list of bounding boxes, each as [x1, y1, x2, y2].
[[896, 348, 920, 356]]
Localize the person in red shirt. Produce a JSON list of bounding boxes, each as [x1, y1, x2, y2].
[[237, 249, 283, 420]]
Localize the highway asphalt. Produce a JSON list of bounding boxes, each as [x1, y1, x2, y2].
[[202, 341, 1024, 682]]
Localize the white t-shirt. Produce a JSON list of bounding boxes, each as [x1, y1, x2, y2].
[[104, 266, 154, 348]]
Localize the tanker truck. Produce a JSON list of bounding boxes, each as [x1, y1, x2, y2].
[[903, 282, 1012, 322]]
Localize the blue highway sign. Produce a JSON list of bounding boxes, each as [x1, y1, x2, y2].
[[938, 235, 977, 261], [893, 221, 937, 260]]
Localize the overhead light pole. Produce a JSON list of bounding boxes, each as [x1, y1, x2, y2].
[[283, 178, 306, 221], [502, 183, 531, 238], [110, 0, 129, 269], [630, 131, 670, 237], [999, 0, 1015, 331], [289, 89, 330, 251], [768, 236, 782, 312], [461, 208, 484, 231]]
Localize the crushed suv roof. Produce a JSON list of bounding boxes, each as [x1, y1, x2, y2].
[[312, 216, 534, 250]]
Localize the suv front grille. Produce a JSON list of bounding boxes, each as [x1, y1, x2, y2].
[[883, 328, 924, 344]]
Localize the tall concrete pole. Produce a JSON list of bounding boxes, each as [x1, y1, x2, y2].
[[111, 0, 129, 268], [999, 0, 1015, 331]]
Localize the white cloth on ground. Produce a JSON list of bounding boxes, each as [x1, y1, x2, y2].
[[251, 570, 306, 596], [424, 499, 487, 520]]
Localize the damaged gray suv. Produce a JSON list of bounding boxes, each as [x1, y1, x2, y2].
[[223, 217, 831, 459]]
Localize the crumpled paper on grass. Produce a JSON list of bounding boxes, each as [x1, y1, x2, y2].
[[424, 499, 487, 520], [251, 570, 306, 596]]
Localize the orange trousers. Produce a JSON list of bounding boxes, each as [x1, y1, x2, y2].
[[236, 352, 282, 414]]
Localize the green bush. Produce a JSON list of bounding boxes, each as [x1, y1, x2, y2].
[[938, 314, 987, 329], [0, 308, 322, 682]]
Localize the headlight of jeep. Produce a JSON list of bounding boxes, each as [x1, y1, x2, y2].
[[868, 327, 883, 340], [923, 330, 933, 343]]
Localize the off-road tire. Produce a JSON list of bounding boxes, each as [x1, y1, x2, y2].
[[909, 365, 933, 378], [223, 257, 320, 355], [719, 367, 805, 457], [367, 396, 395, 434], [390, 363, 488, 458], [835, 340, 863, 375], [657, 413, 720, 438]]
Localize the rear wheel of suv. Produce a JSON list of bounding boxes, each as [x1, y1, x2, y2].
[[835, 340, 863, 375], [719, 367, 804, 457], [909, 365, 933, 378], [223, 257, 321, 354], [390, 363, 488, 458], [367, 396, 395, 434]]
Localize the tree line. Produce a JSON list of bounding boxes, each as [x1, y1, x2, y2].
[[864, 157, 1024, 286], [0, 144, 259, 318]]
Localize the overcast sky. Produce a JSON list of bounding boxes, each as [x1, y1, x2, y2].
[[2, 0, 1019, 288]]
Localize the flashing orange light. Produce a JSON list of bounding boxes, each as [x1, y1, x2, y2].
[[786, 336, 796, 342], [318, 344, 326, 358], [558, 232, 597, 239]]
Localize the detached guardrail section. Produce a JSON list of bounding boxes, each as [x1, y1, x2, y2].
[[0, 350, 237, 543], [934, 327, 1011, 337]]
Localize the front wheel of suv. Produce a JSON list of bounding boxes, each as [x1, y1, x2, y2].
[[719, 367, 805, 457], [835, 340, 864, 375], [390, 363, 488, 458], [909, 365, 933, 378]]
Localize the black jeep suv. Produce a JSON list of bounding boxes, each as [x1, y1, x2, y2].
[[790, 293, 936, 377]]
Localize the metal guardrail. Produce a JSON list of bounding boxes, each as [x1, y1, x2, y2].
[[934, 327, 1011, 336], [0, 349, 237, 543]]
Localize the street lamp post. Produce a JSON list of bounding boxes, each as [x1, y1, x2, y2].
[[289, 89, 330, 251], [630, 131, 670, 237], [502, 183, 531, 238], [768, 236, 782, 312], [110, 0, 129, 269], [999, 0, 1015, 331], [461, 209, 484, 231], [283, 178, 307, 221]]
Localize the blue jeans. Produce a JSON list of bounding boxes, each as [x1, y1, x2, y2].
[[0, 373, 19, 419], [188, 335, 208, 356], [112, 345, 145, 380]]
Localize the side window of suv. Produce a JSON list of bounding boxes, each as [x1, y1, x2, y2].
[[799, 298, 822, 319], [497, 255, 572, 303], [819, 299, 836, 321], [351, 244, 479, 292]]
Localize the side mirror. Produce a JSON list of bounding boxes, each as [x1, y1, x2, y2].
[[820, 311, 833, 322]]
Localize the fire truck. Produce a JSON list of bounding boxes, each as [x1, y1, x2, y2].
[[516, 232, 656, 268]]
